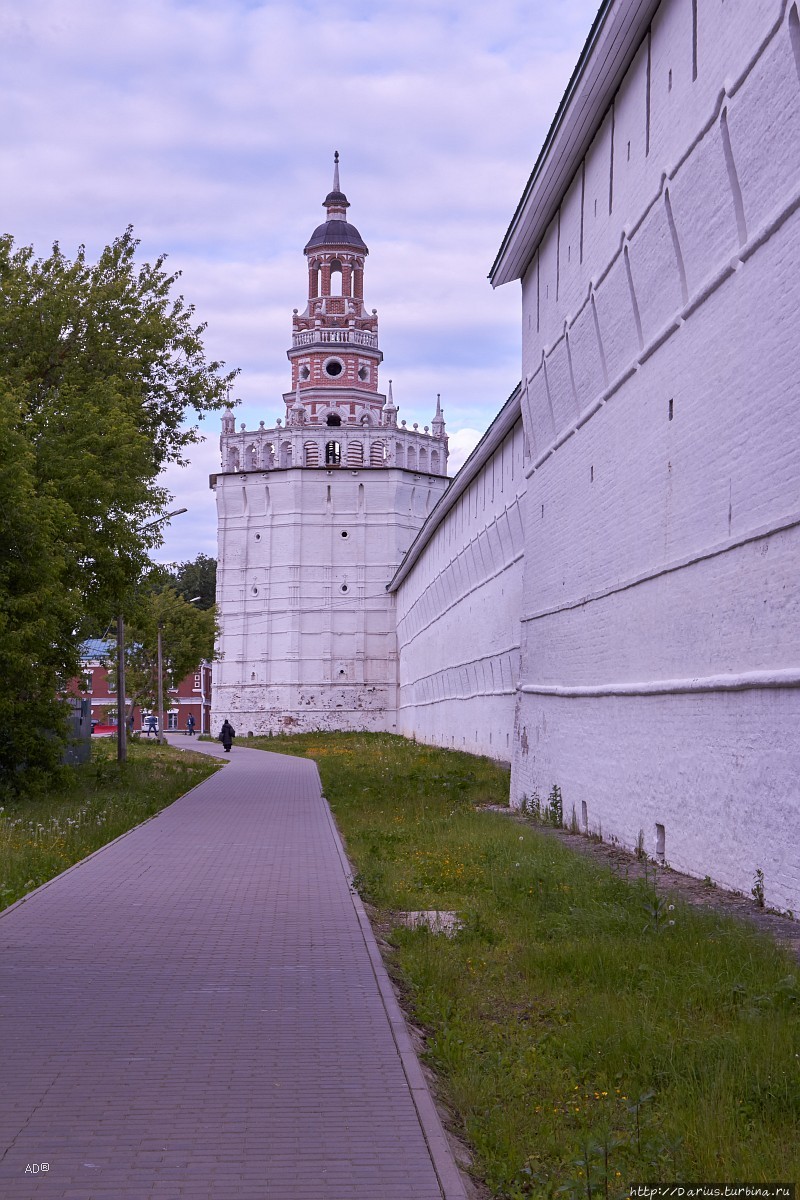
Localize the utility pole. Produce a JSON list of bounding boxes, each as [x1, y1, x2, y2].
[[116, 614, 127, 763], [115, 506, 188, 762], [157, 622, 165, 745]]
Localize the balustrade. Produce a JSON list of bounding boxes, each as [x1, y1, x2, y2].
[[292, 328, 378, 348], [222, 423, 447, 475]]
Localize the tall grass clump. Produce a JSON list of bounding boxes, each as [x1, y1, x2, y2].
[[245, 731, 800, 1198], [0, 738, 220, 910]]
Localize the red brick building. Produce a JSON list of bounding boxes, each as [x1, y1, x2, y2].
[[78, 640, 212, 734]]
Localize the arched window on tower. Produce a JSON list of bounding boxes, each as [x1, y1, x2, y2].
[[406, 446, 416, 470], [281, 442, 292, 468], [330, 260, 343, 296], [325, 441, 341, 466], [305, 442, 320, 467], [370, 441, 385, 467], [395, 443, 404, 468], [347, 442, 364, 466], [227, 446, 240, 472], [246, 444, 258, 470], [326, 413, 342, 427], [418, 447, 428, 472], [430, 449, 440, 473]]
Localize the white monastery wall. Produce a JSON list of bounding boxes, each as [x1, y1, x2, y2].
[[391, 391, 525, 761], [509, 0, 800, 911], [213, 465, 446, 734]]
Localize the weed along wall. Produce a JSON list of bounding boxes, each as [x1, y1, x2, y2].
[[490, 0, 800, 912], [390, 389, 526, 762]]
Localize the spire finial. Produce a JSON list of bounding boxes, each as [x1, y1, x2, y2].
[[322, 149, 350, 214], [432, 392, 446, 437]]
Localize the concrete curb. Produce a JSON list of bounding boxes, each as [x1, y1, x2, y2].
[[320, 787, 471, 1200]]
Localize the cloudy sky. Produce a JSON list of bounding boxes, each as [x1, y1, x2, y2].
[[3, 0, 600, 563]]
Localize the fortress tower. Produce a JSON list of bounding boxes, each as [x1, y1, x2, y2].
[[212, 156, 450, 734]]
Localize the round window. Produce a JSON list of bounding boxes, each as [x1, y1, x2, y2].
[[340, 584, 348, 593], [341, 530, 348, 539], [325, 359, 344, 378]]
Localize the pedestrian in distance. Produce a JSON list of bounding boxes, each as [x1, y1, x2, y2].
[[145, 714, 157, 737], [219, 720, 235, 753], [186, 714, 196, 737]]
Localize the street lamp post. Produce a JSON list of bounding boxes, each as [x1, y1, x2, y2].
[[116, 614, 127, 764], [116, 507, 187, 762]]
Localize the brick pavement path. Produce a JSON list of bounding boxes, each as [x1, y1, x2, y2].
[[0, 741, 467, 1200]]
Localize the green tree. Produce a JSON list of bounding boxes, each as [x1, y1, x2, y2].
[[123, 588, 217, 722], [162, 554, 217, 610], [0, 229, 236, 791], [0, 390, 82, 787]]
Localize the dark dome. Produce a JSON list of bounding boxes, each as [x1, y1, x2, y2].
[[304, 220, 368, 254], [323, 189, 349, 207]]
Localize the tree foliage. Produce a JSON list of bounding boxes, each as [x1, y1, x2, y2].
[[123, 587, 217, 720], [0, 389, 82, 786], [161, 553, 217, 611], [0, 230, 235, 792]]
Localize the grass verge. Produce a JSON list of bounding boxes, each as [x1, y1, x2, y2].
[[243, 730, 800, 1197], [0, 737, 221, 911]]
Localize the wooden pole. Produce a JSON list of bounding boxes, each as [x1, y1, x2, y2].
[[157, 623, 165, 745], [116, 614, 127, 763]]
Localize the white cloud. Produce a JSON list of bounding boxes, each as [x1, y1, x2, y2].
[[447, 428, 485, 476], [1, 0, 601, 563]]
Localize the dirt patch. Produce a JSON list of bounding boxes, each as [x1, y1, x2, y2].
[[478, 805, 800, 963]]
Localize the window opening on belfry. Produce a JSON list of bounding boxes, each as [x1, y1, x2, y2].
[[326, 413, 341, 427], [325, 441, 341, 465]]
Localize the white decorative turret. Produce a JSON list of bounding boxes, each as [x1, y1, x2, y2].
[[221, 407, 235, 435], [431, 393, 446, 439], [382, 379, 398, 428], [290, 381, 306, 426]]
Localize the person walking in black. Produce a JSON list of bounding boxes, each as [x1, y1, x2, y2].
[[219, 720, 235, 753], [186, 714, 196, 737]]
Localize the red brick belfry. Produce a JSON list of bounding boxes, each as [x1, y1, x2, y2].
[[284, 150, 386, 432]]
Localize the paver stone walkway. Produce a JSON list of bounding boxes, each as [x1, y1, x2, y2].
[[0, 740, 466, 1199]]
